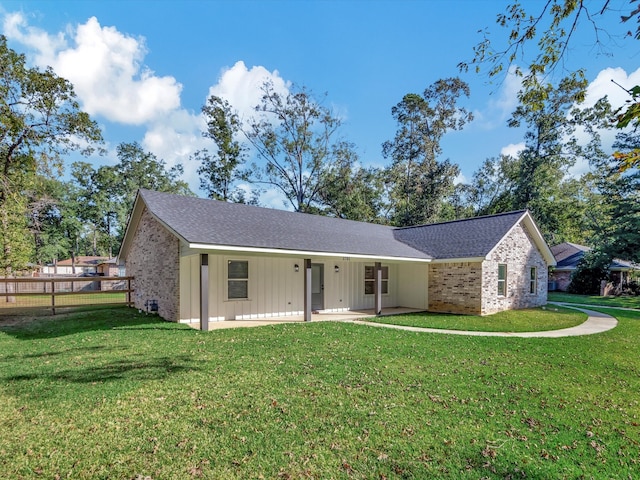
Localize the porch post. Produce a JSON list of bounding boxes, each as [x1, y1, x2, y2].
[[200, 254, 209, 331], [304, 258, 312, 322], [374, 261, 382, 315]]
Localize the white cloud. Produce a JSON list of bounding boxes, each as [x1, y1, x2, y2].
[[2, 11, 316, 206], [583, 67, 640, 109], [141, 109, 210, 189], [3, 13, 182, 125], [500, 142, 525, 158], [572, 67, 640, 162], [207, 60, 290, 123], [142, 62, 291, 195], [474, 66, 524, 129]]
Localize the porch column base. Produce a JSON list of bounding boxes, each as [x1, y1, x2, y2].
[[304, 259, 312, 321]]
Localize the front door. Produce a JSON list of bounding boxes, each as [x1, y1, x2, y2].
[[311, 263, 324, 311]]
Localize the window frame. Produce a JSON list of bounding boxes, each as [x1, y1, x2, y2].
[[364, 265, 389, 295], [497, 264, 507, 297], [227, 259, 249, 300], [529, 266, 537, 294]]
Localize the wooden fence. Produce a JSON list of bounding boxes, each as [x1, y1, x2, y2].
[[0, 276, 133, 315]]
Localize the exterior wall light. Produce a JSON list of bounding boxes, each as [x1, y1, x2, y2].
[[294, 264, 299, 272], [334, 265, 340, 273]]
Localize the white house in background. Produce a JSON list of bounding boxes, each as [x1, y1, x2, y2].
[[42, 256, 111, 275], [118, 189, 555, 329]]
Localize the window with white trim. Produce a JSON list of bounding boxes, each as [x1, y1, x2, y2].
[[228, 260, 248, 299], [497, 264, 507, 296], [364, 265, 388, 295], [529, 267, 537, 294]]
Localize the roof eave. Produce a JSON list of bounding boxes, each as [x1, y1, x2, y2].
[[187, 243, 432, 263], [430, 256, 486, 264]]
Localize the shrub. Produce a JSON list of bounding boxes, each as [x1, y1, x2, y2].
[[567, 249, 611, 295]]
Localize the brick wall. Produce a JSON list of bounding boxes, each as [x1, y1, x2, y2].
[[125, 207, 180, 321], [428, 262, 483, 314], [550, 270, 571, 291], [481, 223, 548, 315]]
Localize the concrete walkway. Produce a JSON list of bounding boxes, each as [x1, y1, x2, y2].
[[349, 303, 618, 338]]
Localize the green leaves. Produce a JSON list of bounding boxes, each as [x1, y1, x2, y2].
[[382, 78, 471, 226], [0, 35, 103, 274]]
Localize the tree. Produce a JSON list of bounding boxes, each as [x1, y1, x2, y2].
[[506, 76, 609, 241], [382, 78, 472, 226], [0, 35, 102, 274], [244, 82, 356, 212], [460, 1, 640, 170], [71, 143, 192, 257], [585, 130, 640, 263], [317, 146, 384, 223], [567, 248, 612, 295], [194, 95, 250, 202], [456, 155, 519, 216]]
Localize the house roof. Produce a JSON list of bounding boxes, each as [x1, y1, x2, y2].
[[118, 189, 555, 264], [129, 189, 431, 261], [55, 256, 110, 267], [393, 210, 532, 260], [551, 242, 640, 270], [551, 242, 589, 265], [551, 242, 637, 271]]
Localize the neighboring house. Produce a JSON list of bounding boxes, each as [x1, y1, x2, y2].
[[41, 256, 111, 275], [118, 189, 555, 326], [550, 242, 638, 292], [97, 259, 125, 277]]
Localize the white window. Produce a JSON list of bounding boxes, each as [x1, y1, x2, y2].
[[365, 265, 388, 295], [497, 264, 507, 296], [529, 267, 537, 294], [228, 260, 248, 299]]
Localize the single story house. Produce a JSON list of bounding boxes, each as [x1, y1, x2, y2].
[[41, 256, 111, 276], [118, 189, 555, 328], [550, 242, 638, 291]]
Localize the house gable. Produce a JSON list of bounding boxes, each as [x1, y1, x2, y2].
[[125, 206, 180, 321], [482, 221, 548, 315]]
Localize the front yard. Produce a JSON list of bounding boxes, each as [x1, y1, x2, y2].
[[369, 305, 586, 332], [0, 305, 638, 478]]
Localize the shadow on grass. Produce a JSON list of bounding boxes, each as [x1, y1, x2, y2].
[[5, 355, 197, 385], [0, 306, 192, 340], [0, 344, 122, 362]]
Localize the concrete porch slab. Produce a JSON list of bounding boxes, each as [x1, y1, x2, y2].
[[188, 307, 424, 330]]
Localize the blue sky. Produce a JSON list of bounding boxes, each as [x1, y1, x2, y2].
[[1, 0, 638, 207]]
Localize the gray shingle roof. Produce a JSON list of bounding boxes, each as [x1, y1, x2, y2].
[[551, 242, 638, 270], [392, 210, 527, 259], [139, 189, 431, 260], [136, 190, 533, 262]]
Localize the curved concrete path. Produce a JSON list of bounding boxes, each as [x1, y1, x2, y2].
[[350, 303, 618, 338]]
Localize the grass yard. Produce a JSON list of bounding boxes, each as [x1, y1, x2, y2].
[[0, 292, 128, 310], [369, 306, 586, 332], [1, 306, 639, 479], [549, 292, 640, 309]]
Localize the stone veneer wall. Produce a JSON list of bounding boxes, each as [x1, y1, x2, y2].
[[481, 223, 548, 315], [125, 207, 180, 321], [428, 262, 483, 315]]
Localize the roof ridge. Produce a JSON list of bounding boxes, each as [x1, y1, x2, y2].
[[140, 188, 396, 231], [393, 209, 527, 231]]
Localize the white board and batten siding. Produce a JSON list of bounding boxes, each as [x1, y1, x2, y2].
[[179, 252, 429, 323]]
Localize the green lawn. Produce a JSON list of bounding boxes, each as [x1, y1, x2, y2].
[[0, 292, 127, 309], [1, 307, 639, 479], [549, 292, 640, 309], [369, 306, 586, 332]]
